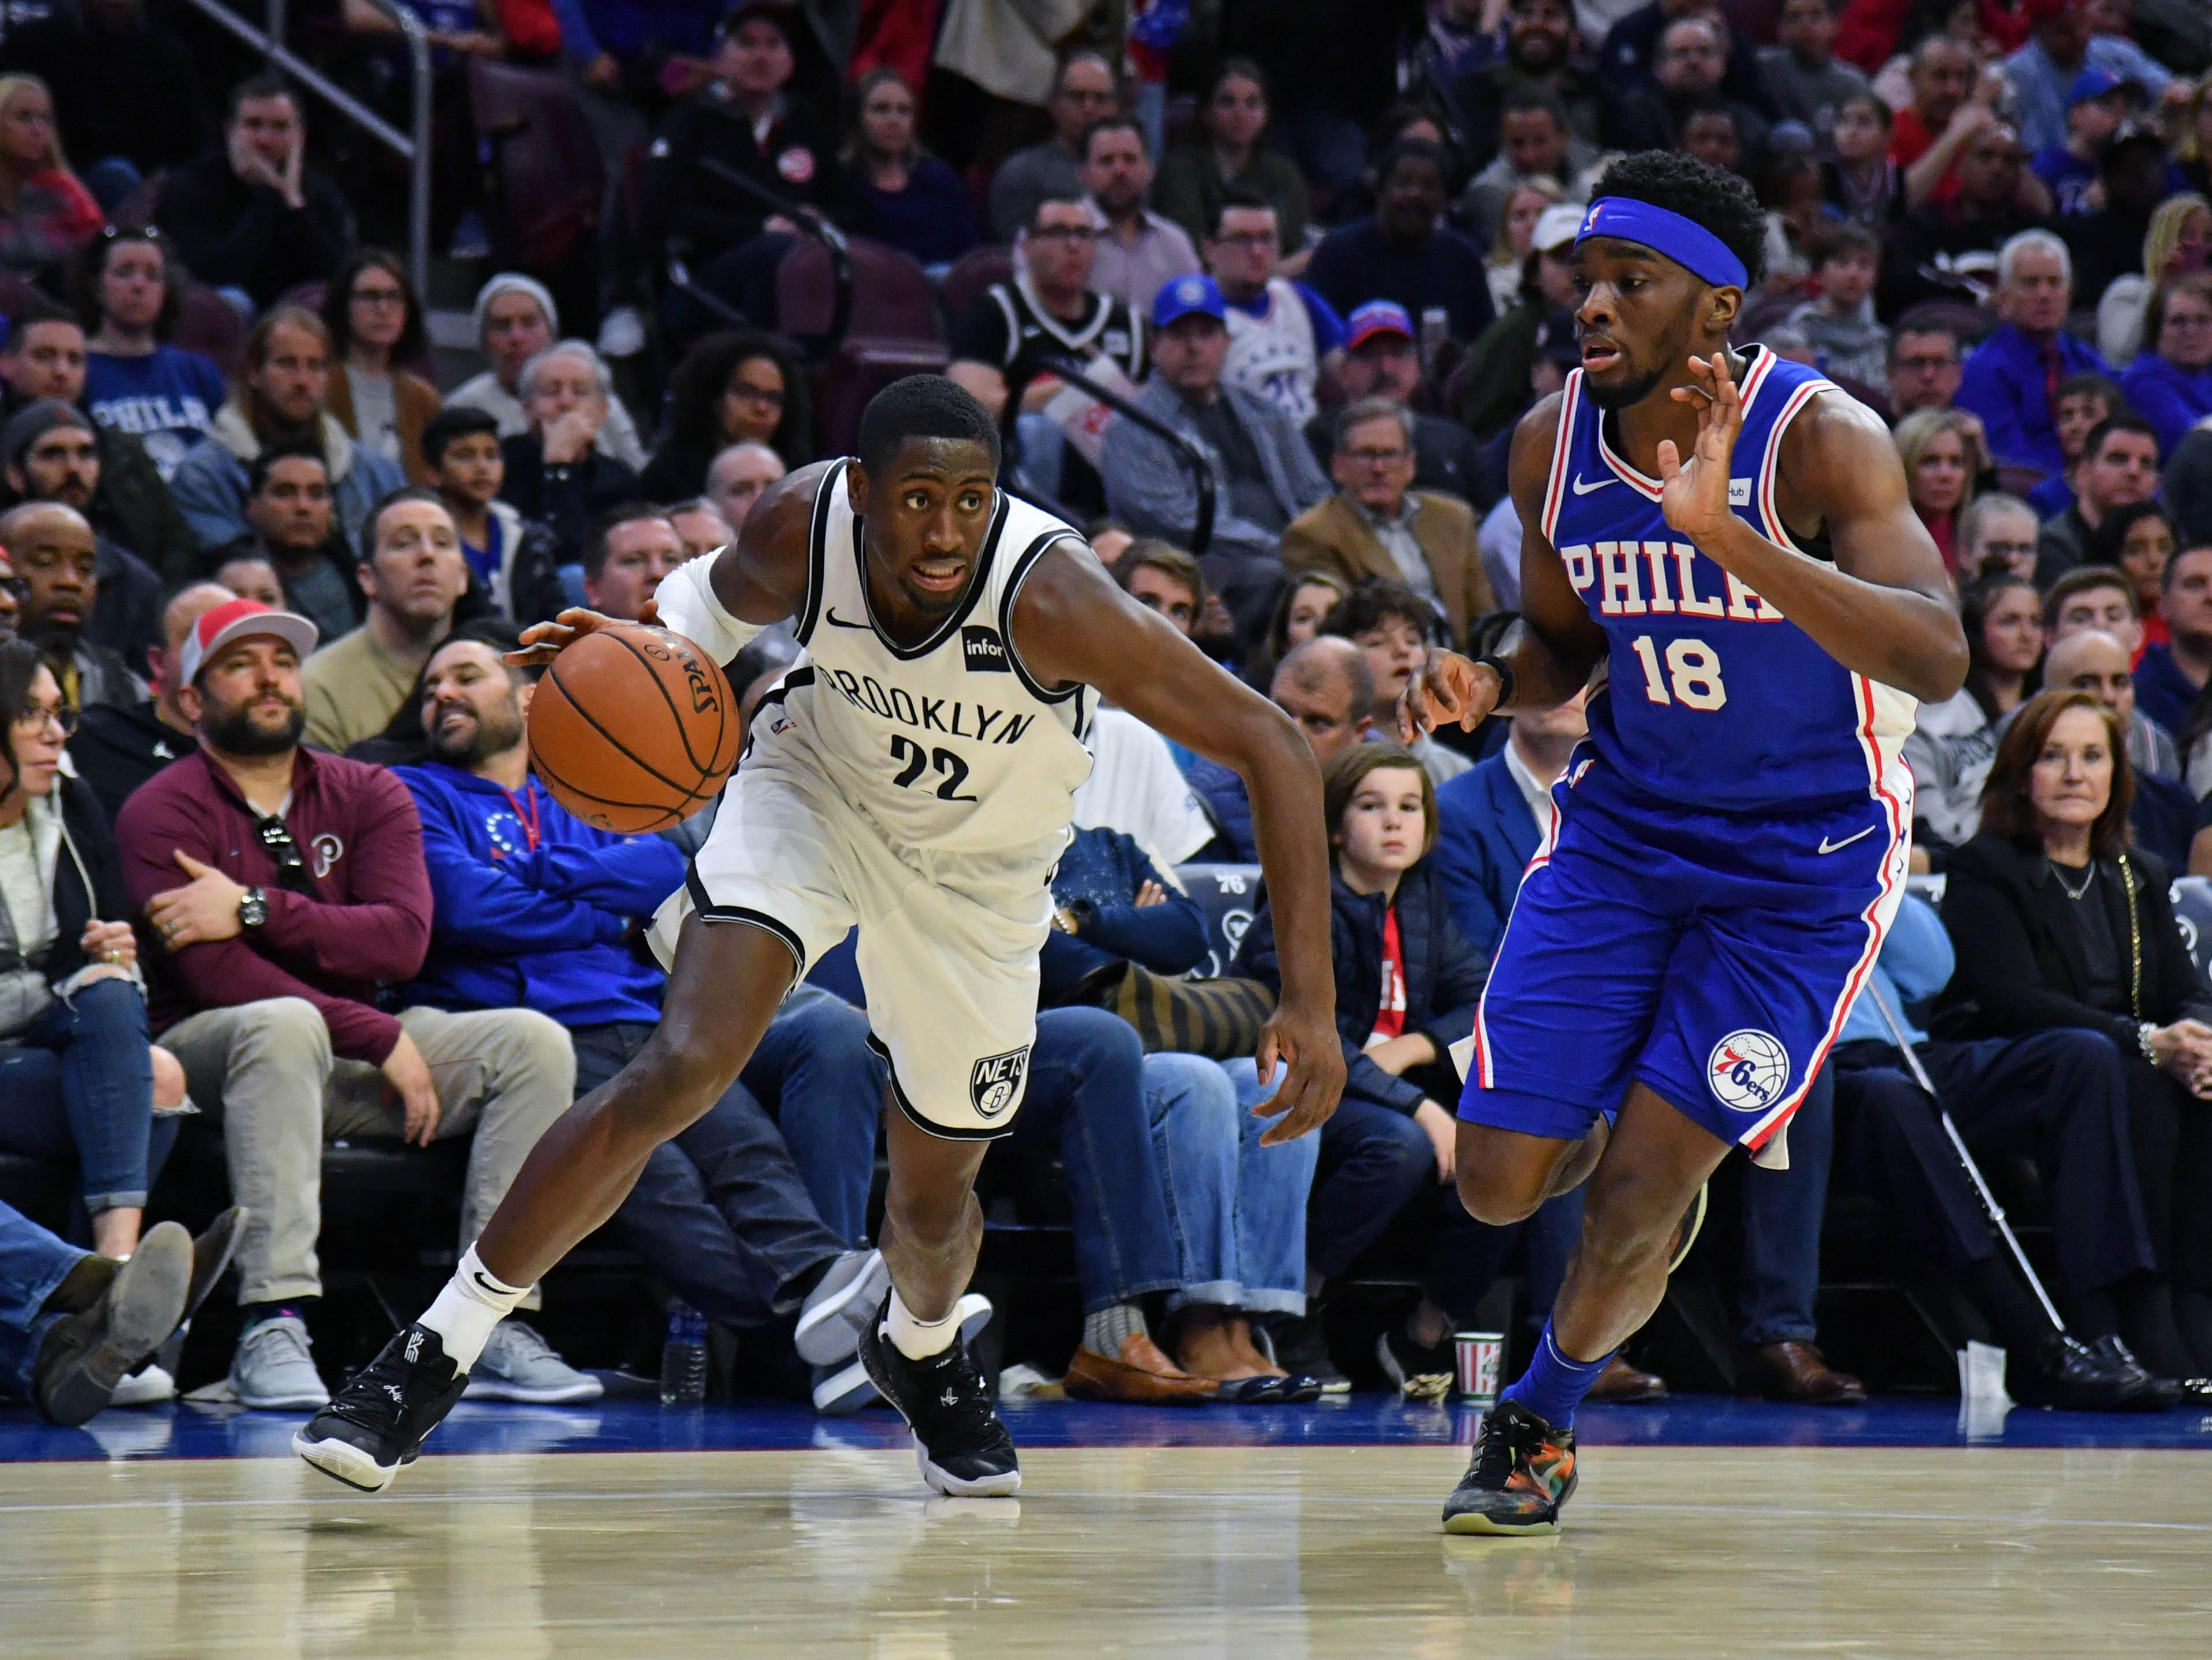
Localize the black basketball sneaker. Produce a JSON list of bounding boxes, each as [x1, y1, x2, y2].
[[858, 1294, 1021, 1497], [293, 1323, 470, 1493], [1441, 1398, 1579, 1535]]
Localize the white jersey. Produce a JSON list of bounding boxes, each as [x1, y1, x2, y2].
[[772, 459, 1097, 856], [1222, 277, 1320, 427]]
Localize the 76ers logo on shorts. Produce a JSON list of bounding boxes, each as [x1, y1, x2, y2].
[[970, 1047, 1031, 1119], [1707, 1030, 1789, 1113]]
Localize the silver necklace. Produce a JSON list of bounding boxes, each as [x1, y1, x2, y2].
[[2053, 859, 2096, 902]]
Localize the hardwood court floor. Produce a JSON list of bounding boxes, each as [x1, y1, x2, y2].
[[2, 1436, 2207, 1658]]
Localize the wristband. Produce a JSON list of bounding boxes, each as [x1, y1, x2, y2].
[[1475, 654, 1516, 711], [2140, 1021, 2159, 1064], [653, 555, 766, 667]]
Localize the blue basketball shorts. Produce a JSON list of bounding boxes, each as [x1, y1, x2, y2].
[[1459, 757, 1912, 1159]]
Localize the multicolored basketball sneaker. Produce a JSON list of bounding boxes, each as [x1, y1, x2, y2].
[[1441, 1399, 1579, 1535]]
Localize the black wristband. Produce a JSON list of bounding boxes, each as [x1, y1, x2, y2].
[[1475, 654, 1516, 711]]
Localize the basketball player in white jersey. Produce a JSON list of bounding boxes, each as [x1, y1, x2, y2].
[[295, 378, 1345, 1497]]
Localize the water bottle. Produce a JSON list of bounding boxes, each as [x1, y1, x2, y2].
[[659, 1300, 709, 1404]]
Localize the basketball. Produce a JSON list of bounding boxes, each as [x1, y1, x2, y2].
[[528, 621, 742, 832]]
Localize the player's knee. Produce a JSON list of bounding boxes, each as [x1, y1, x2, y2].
[[1455, 1161, 1547, 1227], [613, 1039, 739, 1140], [1580, 1171, 1689, 1273]]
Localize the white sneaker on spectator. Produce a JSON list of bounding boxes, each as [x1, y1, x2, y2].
[[794, 1249, 890, 1367], [109, 1363, 176, 1407], [229, 1315, 330, 1410], [463, 1320, 605, 1404]]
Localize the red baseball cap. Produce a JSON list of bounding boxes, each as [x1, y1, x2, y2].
[[177, 596, 318, 687]]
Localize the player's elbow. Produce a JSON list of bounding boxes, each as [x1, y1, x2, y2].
[[1903, 618, 1971, 704]]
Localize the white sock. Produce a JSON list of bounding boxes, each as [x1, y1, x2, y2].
[[884, 1287, 959, 1360], [419, 1245, 527, 1371]]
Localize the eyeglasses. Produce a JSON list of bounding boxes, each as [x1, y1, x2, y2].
[[9, 701, 74, 738], [256, 814, 317, 895]]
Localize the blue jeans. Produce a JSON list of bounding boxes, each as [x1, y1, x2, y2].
[[1007, 1008, 1182, 1315], [0, 1198, 89, 1404], [1739, 1061, 1835, 1346], [1191, 1056, 1318, 1314], [593, 989, 883, 1328], [0, 979, 177, 1213]]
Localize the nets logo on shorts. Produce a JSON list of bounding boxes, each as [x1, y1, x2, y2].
[[970, 1046, 1031, 1118], [1707, 1030, 1789, 1113]]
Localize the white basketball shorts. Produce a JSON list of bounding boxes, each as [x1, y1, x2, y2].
[[646, 717, 1057, 1140]]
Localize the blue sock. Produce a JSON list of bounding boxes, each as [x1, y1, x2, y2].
[[1499, 1319, 1615, 1430]]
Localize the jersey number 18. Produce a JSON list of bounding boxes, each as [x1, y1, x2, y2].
[[1628, 636, 1727, 711]]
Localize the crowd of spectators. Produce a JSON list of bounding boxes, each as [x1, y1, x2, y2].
[[3, 0, 2212, 1425]]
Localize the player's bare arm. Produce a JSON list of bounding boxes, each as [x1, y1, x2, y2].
[[1400, 393, 1610, 740], [1012, 543, 1346, 1145], [505, 462, 828, 664], [1655, 352, 1968, 704]]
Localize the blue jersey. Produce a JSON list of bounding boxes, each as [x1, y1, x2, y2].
[[1538, 345, 1916, 818]]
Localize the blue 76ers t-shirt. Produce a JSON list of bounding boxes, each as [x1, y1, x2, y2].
[[83, 347, 228, 481]]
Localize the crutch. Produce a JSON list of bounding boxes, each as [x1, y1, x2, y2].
[[1864, 979, 2066, 1331]]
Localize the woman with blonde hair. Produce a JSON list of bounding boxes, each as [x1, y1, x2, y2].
[[0, 74, 101, 273], [1484, 177, 1564, 318], [2098, 192, 2212, 365], [1894, 406, 1984, 576]]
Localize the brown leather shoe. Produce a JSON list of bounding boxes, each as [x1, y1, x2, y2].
[[1739, 1340, 1867, 1405], [1586, 1353, 1668, 1404], [1064, 1334, 1219, 1405]]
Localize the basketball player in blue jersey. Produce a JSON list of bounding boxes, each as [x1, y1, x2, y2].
[[293, 378, 1344, 1499], [1400, 154, 1968, 1535]]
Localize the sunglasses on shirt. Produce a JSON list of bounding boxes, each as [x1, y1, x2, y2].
[[257, 816, 317, 896]]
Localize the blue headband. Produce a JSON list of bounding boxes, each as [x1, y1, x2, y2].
[[1573, 197, 1748, 291]]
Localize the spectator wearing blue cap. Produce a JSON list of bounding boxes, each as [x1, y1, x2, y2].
[[1101, 273, 1329, 638], [1305, 142, 1495, 347], [1999, 0, 2168, 158], [2033, 66, 2132, 217]]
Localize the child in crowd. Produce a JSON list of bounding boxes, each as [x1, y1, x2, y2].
[[1820, 91, 1902, 228], [1789, 223, 1890, 394], [2032, 66, 2132, 219], [2029, 374, 2124, 519]]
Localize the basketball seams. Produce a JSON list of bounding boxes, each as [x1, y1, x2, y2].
[[536, 623, 739, 832], [610, 626, 716, 777]]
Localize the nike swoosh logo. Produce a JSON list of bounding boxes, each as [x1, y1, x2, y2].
[[1570, 473, 1616, 496], [471, 1270, 507, 1296], [822, 609, 873, 630], [1817, 826, 1876, 855]]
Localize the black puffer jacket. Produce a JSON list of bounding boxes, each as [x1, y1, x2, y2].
[[1236, 859, 1488, 1114]]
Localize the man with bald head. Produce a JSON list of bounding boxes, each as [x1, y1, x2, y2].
[[2038, 627, 2195, 866], [706, 441, 785, 532], [3, 500, 145, 711], [1188, 635, 1375, 862], [70, 580, 239, 819]]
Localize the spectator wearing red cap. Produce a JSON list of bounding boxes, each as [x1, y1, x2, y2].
[[1309, 300, 1489, 507], [117, 595, 575, 1411]]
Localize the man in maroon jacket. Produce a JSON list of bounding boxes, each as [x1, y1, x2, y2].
[[116, 597, 582, 1412]]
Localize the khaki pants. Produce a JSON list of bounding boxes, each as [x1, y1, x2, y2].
[[159, 1000, 575, 1306]]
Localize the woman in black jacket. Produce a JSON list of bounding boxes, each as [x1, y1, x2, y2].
[[1939, 688, 2212, 1393], [0, 638, 183, 1256], [1240, 743, 1576, 1395]]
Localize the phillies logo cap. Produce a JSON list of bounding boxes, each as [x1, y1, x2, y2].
[[178, 596, 319, 687]]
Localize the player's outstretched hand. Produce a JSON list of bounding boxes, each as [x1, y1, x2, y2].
[[1398, 648, 1501, 742], [505, 605, 658, 667], [1657, 350, 1745, 546], [1249, 1002, 1346, 1146]]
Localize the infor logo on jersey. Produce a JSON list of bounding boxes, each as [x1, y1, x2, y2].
[[971, 1047, 1030, 1117], [1707, 1030, 1789, 1112], [962, 626, 1012, 672]]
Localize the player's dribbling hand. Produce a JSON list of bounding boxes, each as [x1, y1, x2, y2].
[[506, 607, 627, 668], [1657, 351, 1745, 546], [1397, 649, 1500, 742], [1249, 1003, 1346, 1146]]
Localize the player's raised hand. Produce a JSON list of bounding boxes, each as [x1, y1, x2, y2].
[[1657, 351, 1745, 546], [505, 607, 629, 667], [1249, 1000, 1347, 1146], [1398, 648, 1501, 742]]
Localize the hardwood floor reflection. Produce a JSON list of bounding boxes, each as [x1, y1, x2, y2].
[[2, 1445, 2205, 1657]]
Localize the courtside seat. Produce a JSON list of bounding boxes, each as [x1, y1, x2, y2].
[[1174, 864, 1265, 981], [939, 245, 1014, 324], [2170, 874, 2212, 982]]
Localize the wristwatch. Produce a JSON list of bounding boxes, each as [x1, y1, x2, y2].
[[237, 887, 270, 931]]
